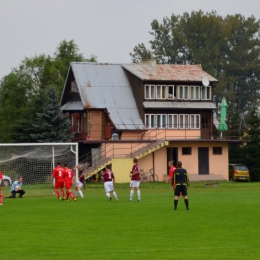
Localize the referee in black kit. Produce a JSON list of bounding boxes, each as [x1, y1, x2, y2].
[[172, 161, 190, 211]]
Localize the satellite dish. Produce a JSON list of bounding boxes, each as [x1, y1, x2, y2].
[[202, 77, 210, 87]]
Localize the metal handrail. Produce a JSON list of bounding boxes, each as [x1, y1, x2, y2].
[[77, 124, 248, 176]]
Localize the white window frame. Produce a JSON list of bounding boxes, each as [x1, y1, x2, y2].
[[179, 114, 189, 129], [156, 114, 167, 128], [156, 85, 162, 99], [201, 86, 211, 100], [145, 114, 155, 129], [145, 85, 155, 99], [156, 85, 167, 99], [177, 86, 189, 100], [190, 86, 200, 100], [190, 114, 200, 129], [168, 114, 178, 129]]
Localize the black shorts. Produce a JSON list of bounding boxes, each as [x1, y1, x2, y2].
[[174, 185, 187, 196]]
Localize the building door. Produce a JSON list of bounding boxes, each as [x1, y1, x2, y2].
[[198, 147, 209, 174], [167, 148, 178, 174]]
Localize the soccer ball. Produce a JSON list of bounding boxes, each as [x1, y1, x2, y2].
[[15, 185, 21, 191]]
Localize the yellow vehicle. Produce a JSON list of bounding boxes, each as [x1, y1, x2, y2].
[[229, 164, 250, 181]]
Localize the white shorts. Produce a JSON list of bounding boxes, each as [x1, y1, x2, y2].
[[104, 181, 114, 192], [76, 181, 84, 188], [130, 180, 140, 188]]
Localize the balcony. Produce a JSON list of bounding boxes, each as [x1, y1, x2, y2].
[[71, 123, 247, 142]]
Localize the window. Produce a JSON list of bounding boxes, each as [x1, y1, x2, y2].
[[168, 114, 178, 129], [145, 85, 177, 99], [145, 85, 212, 100], [156, 85, 162, 99], [201, 86, 211, 100], [182, 147, 191, 155], [168, 86, 175, 99], [162, 85, 167, 99], [146, 114, 201, 129], [155, 85, 167, 99], [156, 114, 167, 128], [179, 114, 189, 129], [145, 114, 155, 128], [71, 81, 78, 92], [213, 147, 222, 155], [71, 113, 81, 132], [177, 86, 189, 99], [145, 85, 155, 99], [190, 115, 200, 129], [190, 86, 200, 100]]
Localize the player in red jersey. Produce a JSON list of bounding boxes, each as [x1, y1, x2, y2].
[[101, 165, 118, 201], [52, 162, 65, 200], [168, 160, 182, 196], [0, 171, 4, 205], [129, 158, 141, 202], [63, 163, 76, 201], [168, 160, 176, 184]]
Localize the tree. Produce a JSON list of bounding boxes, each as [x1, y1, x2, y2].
[[30, 87, 73, 142], [130, 11, 260, 119], [0, 71, 34, 142], [242, 107, 260, 181], [0, 39, 96, 142]]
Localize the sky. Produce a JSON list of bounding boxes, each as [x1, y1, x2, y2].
[[0, 0, 259, 80]]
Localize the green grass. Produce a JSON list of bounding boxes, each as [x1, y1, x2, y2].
[[1, 181, 260, 260]]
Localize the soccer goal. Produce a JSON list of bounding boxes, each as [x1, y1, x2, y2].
[[0, 143, 78, 197]]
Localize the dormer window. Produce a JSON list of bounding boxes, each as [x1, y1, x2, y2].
[[145, 85, 175, 99], [145, 84, 211, 100]]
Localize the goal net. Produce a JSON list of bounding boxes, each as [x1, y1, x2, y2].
[[0, 143, 78, 197]]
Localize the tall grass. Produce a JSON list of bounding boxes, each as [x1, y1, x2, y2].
[[1, 181, 259, 260]]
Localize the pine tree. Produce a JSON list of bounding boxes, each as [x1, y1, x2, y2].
[[30, 87, 73, 142]]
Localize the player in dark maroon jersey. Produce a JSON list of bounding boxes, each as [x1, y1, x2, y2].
[[52, 162, 65, 200], [75, 171, 85, 198], [129, 158, 141, 202], [63, 163, 76, 201], [101, 165, 118, 201]]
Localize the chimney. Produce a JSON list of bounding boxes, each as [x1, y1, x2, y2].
[[141, 59, 157, 69]]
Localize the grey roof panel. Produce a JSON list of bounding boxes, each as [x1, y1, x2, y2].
[[70, 63, 144, 130], [143, 101, 216, 109]]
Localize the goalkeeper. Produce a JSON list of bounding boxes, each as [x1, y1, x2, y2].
[[7, 176, 25, 198]]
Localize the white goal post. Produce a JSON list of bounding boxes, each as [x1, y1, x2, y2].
[[0, 143, 78, 197]]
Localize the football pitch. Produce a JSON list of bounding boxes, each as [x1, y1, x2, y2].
[[1, 181, 259, 260]]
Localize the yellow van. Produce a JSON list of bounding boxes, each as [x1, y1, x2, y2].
[[229, 164, 250, 181]]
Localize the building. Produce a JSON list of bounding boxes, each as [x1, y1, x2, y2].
[[60, 60, 236, 182]]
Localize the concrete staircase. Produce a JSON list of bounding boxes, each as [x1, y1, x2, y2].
[[133, 140, 169, 159], [82, 140, 169, 179]]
